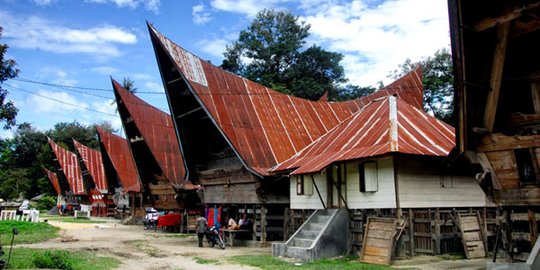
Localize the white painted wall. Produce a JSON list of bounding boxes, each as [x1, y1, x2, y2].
[[290, 173, 327, 209], [290, 156, 397, 210], [396, 157, 493, 208], [346, 157, 396, 209]]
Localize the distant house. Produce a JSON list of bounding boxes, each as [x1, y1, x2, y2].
[[73, 139, 113, 216], [96, 127, 142, 214], [48, 137, 89, 205], [112, 79, 198, 212]]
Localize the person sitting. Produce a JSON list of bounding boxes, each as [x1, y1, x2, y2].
[[227, 216, 240, 230], [239, 214, 252, 230]]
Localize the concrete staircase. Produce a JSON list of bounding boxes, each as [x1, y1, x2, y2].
[[272, 209, 349, 261]]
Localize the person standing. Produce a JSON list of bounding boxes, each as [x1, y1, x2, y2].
[[196, 213, 207, 247]]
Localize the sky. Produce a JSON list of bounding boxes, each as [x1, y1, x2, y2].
[[0, 0, 451, 138]]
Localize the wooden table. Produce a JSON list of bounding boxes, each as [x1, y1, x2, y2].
[[223, 229, 252, 247]]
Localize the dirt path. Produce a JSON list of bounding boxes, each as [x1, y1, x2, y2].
[[17, 218, 491, 270], [18, 219, 267, 270]]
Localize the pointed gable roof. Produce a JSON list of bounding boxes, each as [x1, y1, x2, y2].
[[272, 96, 455, 175], [148, 23, 424, 176], [73, 139, 108, 193], [43, 167, 61, 195], [112, 79, 193, 190], [48, 138, 86, 195], [96, 128, 141, 192]]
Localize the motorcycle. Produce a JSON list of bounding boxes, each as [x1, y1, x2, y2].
[[142, 208, 159, 231], [205, 225, 226, 249]]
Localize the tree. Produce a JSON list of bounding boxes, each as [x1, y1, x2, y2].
[[122, 77, 137, 93], [221, 9, 347, 100], [0, 26, 19, 129], [388, 48, 454, 125]]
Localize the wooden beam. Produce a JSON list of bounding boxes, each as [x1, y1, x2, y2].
[[533, 82, 540, 113], [484, 22, 511, 133], [477, 133, 540, 152], [475, 2, 540, 31]]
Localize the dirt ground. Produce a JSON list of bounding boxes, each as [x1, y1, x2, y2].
[[17, 218, 491, 270]]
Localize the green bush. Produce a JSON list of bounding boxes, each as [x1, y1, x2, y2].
[[35, 195, 57, 211], [32, 250, 74, 270]]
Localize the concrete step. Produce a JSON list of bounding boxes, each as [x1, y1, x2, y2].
[[306, 222, 324, 231], [292, 238, 314, 248], [298, 229, 320, 239]]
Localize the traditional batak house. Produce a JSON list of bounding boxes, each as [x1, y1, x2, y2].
[[146, 22, 430, 244], [48, 138, 90, 206], [73, 139, 113, 217], [96, 127, 142, 216], [43, 167, 70, 208], [448, 0, 540, 262], [112, 79, 198, 213]]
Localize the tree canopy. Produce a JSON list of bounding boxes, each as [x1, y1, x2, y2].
[[0, 26, 19, 129], [388, 48, 454, 125], [221, 9, 349, 101]]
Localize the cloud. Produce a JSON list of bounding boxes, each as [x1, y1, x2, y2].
[[192, 4, 212, 25], [197, 38, 228, 59], [144, 81, 163, 93], [300, 0, 450, 86], [1, 11, 137, 58], [91, 66, 120, 75], [210, 0, 283, 17], [85, 0, 160, 13], [29, 89, 89, 113]]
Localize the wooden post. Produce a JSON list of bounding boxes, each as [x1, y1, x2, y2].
[[529, 209, 538, 246], [261, 205, 267, 245], [434, 208, 441, 255], [482, 208, 489, 249], [483, 22, 510, 132], [408, 209, 415, 257]]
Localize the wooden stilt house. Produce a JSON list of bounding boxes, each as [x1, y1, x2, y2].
[[146, 23, 428, 244], [96, 127, 142, 217], [448, 0, 540, 259], [73, 139, 114, 216], [112, 79, 198, 213], [48, 137, 90, 207]]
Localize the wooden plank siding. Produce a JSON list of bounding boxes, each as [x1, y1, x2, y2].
[[395, 157, 493, 208]]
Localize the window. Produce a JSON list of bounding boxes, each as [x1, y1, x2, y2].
[[296, 175, 313, 195], [359, 161, 378, 192], [515, 148, 539, 185]]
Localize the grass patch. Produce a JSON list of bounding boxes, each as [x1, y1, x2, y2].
[[42, 216, 106, 224], [0, 221, 59, 244], [229, 255, 397, 270], [7, 248, 120, 270], [437, 253, 465, 261], [123, 240, 165, 257], [194, 257, 219, 264]]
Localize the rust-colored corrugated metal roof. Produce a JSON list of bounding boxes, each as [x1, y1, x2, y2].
[[272, 96, 455, 175], [48, 138, 86, 195], [43, 167, 61, 195], [96, 128, 142, 193], [73, 139, 108, 194], [112, 79, 195, 190], [148, 23, 424, 176]]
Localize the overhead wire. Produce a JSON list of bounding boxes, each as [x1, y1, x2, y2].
[[4, 84, 118, 117]]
